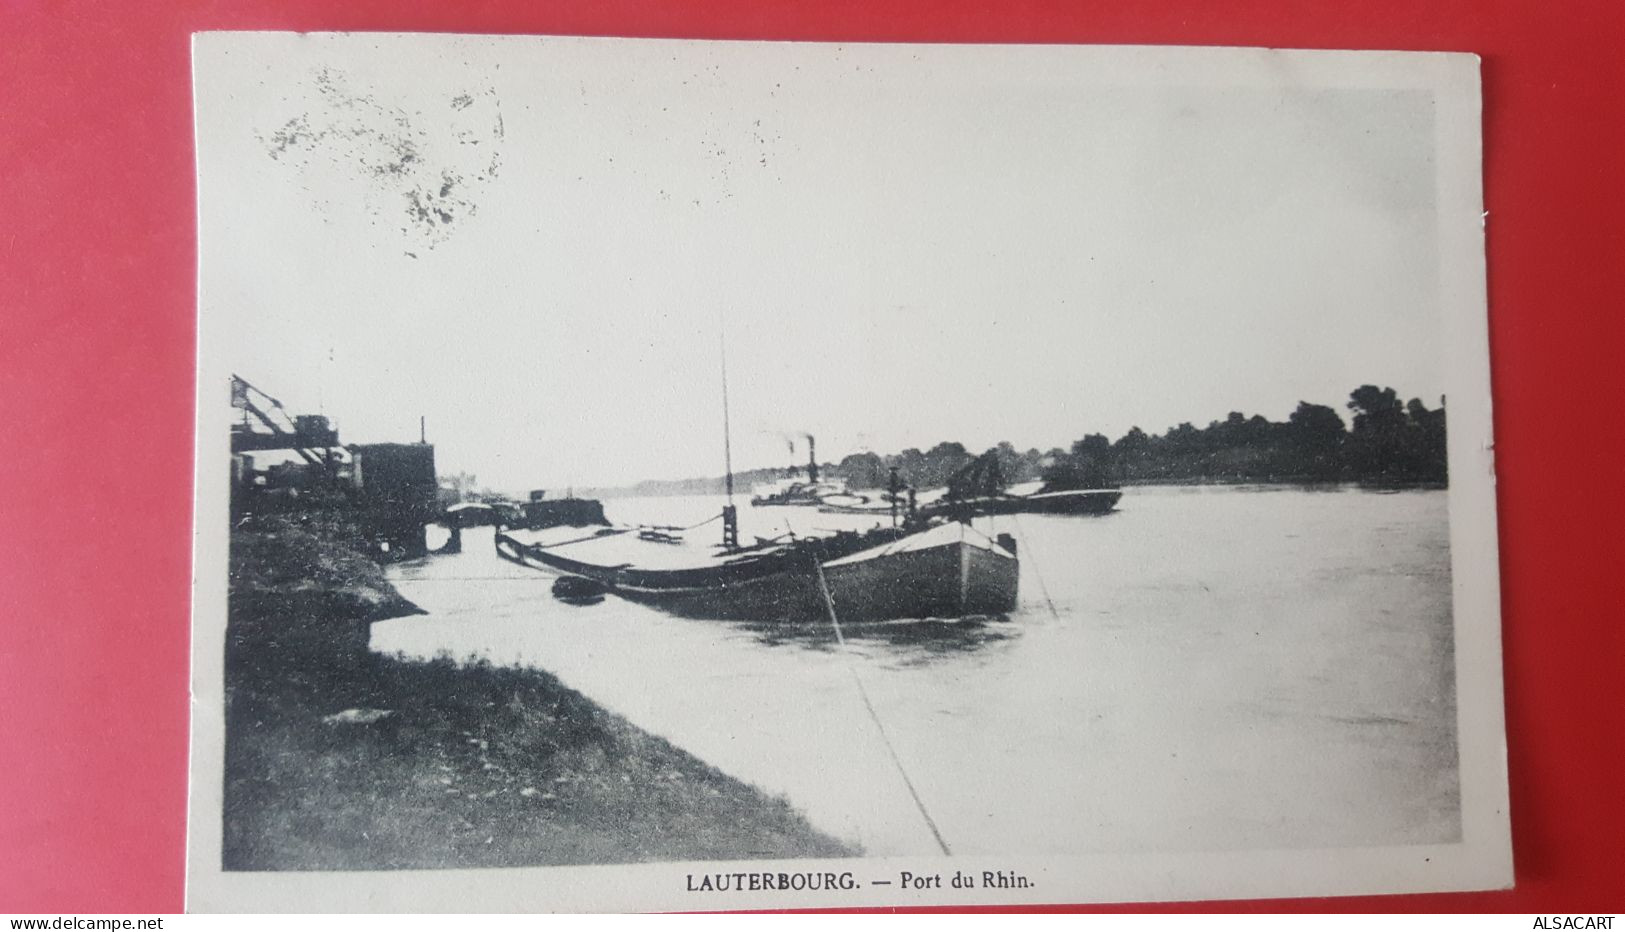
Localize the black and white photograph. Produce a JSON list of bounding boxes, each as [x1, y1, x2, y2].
[[187, 34, 1509, 911]]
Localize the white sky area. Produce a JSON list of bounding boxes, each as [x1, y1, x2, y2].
[[198, 36, 1443, 493]]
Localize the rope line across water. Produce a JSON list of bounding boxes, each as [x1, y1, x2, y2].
[[812, 559, 953, 857], [1008, 513, 1063, 623]]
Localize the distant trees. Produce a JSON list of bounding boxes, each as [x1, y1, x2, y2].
[[1039, 434, 1115, 489], [989, 441, 1027, 483], [1287, 402, 1347, 479], [836, 451, 887, 488], [885, 442, 975, 489], [1345, 386, 1447, 483], [829, 385, 1448, 490]]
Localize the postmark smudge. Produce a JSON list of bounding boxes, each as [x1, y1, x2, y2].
[[259, 68, 504, 249]]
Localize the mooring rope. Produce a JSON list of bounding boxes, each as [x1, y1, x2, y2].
[[812, 559, 953, 857], [644, 512, 724, 533], [1008, 513, 1063, 624]]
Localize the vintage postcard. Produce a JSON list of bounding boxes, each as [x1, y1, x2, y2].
[[187, 33, 1509, 911]]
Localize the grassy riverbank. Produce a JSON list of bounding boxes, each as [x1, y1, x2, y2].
[[223, 513, 854, 870]]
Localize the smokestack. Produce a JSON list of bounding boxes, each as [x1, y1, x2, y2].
[[807, 434, 818, 484]]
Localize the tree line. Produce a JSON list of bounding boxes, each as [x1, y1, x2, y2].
[[833, 385, 1448, 490]]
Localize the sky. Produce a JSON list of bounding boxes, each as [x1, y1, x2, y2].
[[197, 36, 1445, 493]]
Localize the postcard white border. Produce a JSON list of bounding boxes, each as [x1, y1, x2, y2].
[[186, 34, 1509, 912]]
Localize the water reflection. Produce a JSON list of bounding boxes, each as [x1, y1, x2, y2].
[[734, 614, 1021, 664]]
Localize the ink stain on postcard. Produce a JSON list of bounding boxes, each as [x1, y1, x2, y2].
[[260, 67, 504, 249]]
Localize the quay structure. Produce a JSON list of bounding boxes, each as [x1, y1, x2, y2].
[[229, 375, 439, 559]]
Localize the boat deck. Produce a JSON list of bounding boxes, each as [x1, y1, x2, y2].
[[823, 520, 1014, 567], [499, 524, 784, 572]]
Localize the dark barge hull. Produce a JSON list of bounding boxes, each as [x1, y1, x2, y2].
[[495, 526, 1018, 623], [822, 536, 1019, 619]]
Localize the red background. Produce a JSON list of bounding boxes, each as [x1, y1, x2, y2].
[[2, 0, 1621, 914]]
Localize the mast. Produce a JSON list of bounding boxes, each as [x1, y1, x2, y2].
[[888, 465, 901, 528], [719, 327, 739, 549]]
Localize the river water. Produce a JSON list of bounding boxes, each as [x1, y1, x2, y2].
[[374, 485, 1459, 858]]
